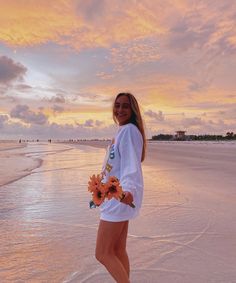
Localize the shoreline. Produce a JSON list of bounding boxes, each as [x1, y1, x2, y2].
[[58, 139, 236, 150], [1, 158, 43, 187], [0, 143, 43, 187], [57, 140, 110, 149], [0, 141, 27, 151]]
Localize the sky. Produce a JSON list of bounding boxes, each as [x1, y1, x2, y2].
[[0, 0, 236, 140]]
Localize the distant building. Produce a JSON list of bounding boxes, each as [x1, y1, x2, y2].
[[175, 131, 186, 140]]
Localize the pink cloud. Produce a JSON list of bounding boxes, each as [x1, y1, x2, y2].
[[0, 56, 27, 84], [10, 104, 48, 125]]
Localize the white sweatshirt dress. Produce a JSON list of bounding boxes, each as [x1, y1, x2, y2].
[[99, 123, 144, 222]]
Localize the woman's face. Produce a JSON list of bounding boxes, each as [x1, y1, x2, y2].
[[114, 95, 132, 125]]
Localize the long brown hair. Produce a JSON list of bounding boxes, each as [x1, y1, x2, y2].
[[113, 92, 146, 162]]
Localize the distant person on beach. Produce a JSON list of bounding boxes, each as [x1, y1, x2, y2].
[[95, 92, 146, 283]]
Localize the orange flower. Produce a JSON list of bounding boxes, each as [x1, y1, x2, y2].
[[108, 176, 119, 185], [105, 176, 123, 200], [92, 187, 106, 206], [88, 174, 103, 193], [88, 174, 107, 206]]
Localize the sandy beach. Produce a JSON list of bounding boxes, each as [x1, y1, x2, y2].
[[0, 140, 235, 282]]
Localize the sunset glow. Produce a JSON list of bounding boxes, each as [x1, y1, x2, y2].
[[0, 0, 236, 139]]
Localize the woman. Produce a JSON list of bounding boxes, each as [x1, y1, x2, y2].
[[95, 92, 146, 282]]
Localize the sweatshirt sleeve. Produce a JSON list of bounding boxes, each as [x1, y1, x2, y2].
[[118, 125, 143, 199]]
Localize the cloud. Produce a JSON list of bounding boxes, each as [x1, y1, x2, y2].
[[198, 119, 234, 135], [0, 56, 27, 84], [1, 1, 235, 60], [0, 0, 166, 50], [1, 112, 235, 140], [0, 119, 116, 140], [77, 119, 104, 128], [52, 105, 64, 114], [49, 94, 66, 104], [84, 119, 94, 127], [165, 1, 236, 92], [15, 83, 32, 91], [168, 1, 236, 53], [0, 1, 77, 47], [10, 104, 48, 125], [110, 38, 161, 72], [145, 109, 165, 121], [169, 18, 214, 52], [181, 117, 204, 128], [0, 114, 8, 128], [76, 0, 107, 23]]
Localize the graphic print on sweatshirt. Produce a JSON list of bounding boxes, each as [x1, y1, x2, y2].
[[109, 144, 115, 159], [102, 138, 115, 176]]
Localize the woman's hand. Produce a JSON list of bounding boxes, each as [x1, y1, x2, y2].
[[120, 191, 134, 206]]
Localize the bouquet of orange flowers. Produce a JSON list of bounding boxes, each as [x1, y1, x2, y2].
[[88, 174, 135, 208]]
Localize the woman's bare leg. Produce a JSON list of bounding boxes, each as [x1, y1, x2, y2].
[[95, 220, 130, 283], [114, 221, 130, 277]]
